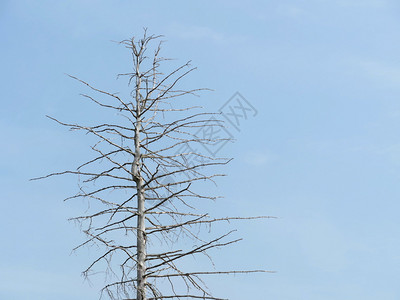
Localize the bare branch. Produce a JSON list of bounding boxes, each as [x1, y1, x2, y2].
[[35, 32, 272, 300]]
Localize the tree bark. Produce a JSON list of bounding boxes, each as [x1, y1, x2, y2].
[[134, 55, 147, 300]]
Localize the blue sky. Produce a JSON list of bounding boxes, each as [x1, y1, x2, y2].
[[2, 0, 400, 299]]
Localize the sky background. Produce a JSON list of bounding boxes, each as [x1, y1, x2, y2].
[[2, 0, 400, 299]]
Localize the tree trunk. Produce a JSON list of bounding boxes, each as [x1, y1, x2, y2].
[[134, 59, 147, 300]]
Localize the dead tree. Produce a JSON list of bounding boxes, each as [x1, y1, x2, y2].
[[33, 31, 274, 300]]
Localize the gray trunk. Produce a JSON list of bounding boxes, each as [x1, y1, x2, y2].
[[134, 63, 147, 300]]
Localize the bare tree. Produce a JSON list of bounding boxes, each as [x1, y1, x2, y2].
[[33, 31, 274, 300]]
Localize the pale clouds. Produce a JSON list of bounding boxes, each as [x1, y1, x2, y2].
[[276, 4, 309, 18], [168, 24, 225, 42], [333, 0, 388, 8], [275, 0, 386, 20], [359, 60, 400, 87], [243, 150, 274, 166], [0, 267, 97, 298], [291, 215, 350, 272], [294, 136, 400, 166], [167, 23, 247, 45], [372, 142, 400, 165]]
